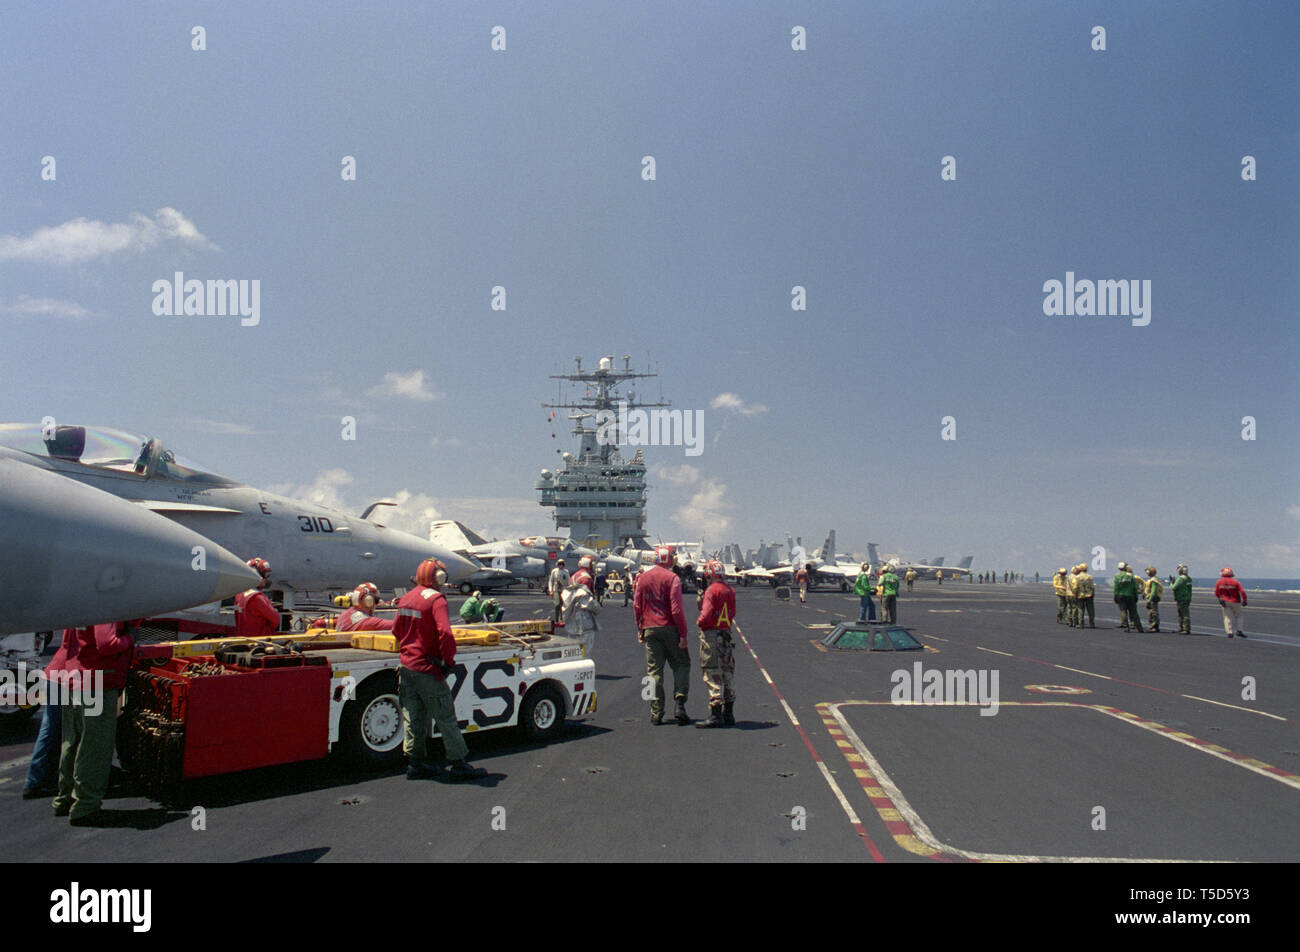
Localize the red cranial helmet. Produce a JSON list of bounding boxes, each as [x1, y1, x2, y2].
[[416, 559, 447, 588]]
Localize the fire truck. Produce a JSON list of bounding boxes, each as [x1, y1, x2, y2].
[[118, 620, 595, 797]]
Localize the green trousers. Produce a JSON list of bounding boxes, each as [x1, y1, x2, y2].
[[399, 666, 468, 763], [644, 626, 690, 713], [52, 689, 121, 821]]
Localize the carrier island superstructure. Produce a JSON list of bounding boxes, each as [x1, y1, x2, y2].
[[536, 355, 667, 552]]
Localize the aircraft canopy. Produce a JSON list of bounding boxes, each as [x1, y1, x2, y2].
[[0, 423, 235, 486]]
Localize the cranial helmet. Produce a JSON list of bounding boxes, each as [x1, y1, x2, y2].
[[416, 559, 447, 588]]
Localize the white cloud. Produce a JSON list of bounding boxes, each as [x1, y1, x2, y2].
[[378, 489, 443, 536], [430, 435, 464, 448], [262, 470, 540, 543], [266, 468, 355, 511], [711, 392, 769, 417], [673, 478, 734, 540], [1286, 505, 1300, 521], [435, 497, 541, 541], [654, 463, 701, 486], [2, 295, 93, 318], [0, 207, 217, 264], [368, 370, 442, 402]]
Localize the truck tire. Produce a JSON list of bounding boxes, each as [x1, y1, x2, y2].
[[337, 673, 405, 770], [519, 682, 566, 742]]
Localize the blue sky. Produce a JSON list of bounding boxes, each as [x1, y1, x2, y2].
[[2, 1, 1296, 576]]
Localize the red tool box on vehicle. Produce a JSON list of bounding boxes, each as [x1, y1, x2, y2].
[[135, 655, 332, 779]]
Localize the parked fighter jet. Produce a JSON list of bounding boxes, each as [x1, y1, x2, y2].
[[0, 448, 259, 635], [865, 543, 975, 579], [741, 532, 859, 589], [430, 521, 636, 593], [430, 520, 545, 593], [0, 423, 477, 605]]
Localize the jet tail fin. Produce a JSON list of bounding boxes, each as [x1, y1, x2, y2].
[[429, 519, 486, 550], [866, 543, 881, 566], [820, 530, 836, 563], [957, 556, 974, 570]]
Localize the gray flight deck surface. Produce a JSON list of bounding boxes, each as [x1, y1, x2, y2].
[[2, 583, 1296, 863]]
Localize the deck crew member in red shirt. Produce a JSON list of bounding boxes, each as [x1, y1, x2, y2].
[[394, 559, 486, 781], [336, 582, 394, 632], [634, 546, 691, 725], [51, 621, 135, 826], [570, 555, 595, 593], [1213, 567, 1248, 639], [795, 564, 811, 604], [235, 557, 280, 637], [697, 560, 737, 729]]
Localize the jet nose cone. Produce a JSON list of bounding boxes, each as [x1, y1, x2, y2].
[[207, 548, 263, 602], [439, 550, 479, 583]]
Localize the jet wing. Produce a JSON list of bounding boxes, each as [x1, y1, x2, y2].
[[815, 564, 858, 581]]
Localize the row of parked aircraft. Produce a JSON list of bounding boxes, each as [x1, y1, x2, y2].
[[618, 531, 975, 590]]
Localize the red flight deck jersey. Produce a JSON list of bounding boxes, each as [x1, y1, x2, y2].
[[634, 565, 687, 638], [697, 582, 736, 631], [336, 609, 395, 632], [394, 586, 458, 679], [235, 589, 280, 637], [60, 622, 134, 691], [1213, 577, 1247, 605]]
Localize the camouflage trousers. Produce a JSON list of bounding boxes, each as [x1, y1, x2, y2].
[[698, 628, 736, 705], [1066, 596, 1078, 626], [1056, 595, 1067, 623], [1078, 596, 1095, 627], [1176, 601, 1191, 634], [1147, 599, 1161, 631]]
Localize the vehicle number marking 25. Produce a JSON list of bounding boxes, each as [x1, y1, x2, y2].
[[446, 660, 517, 728]]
